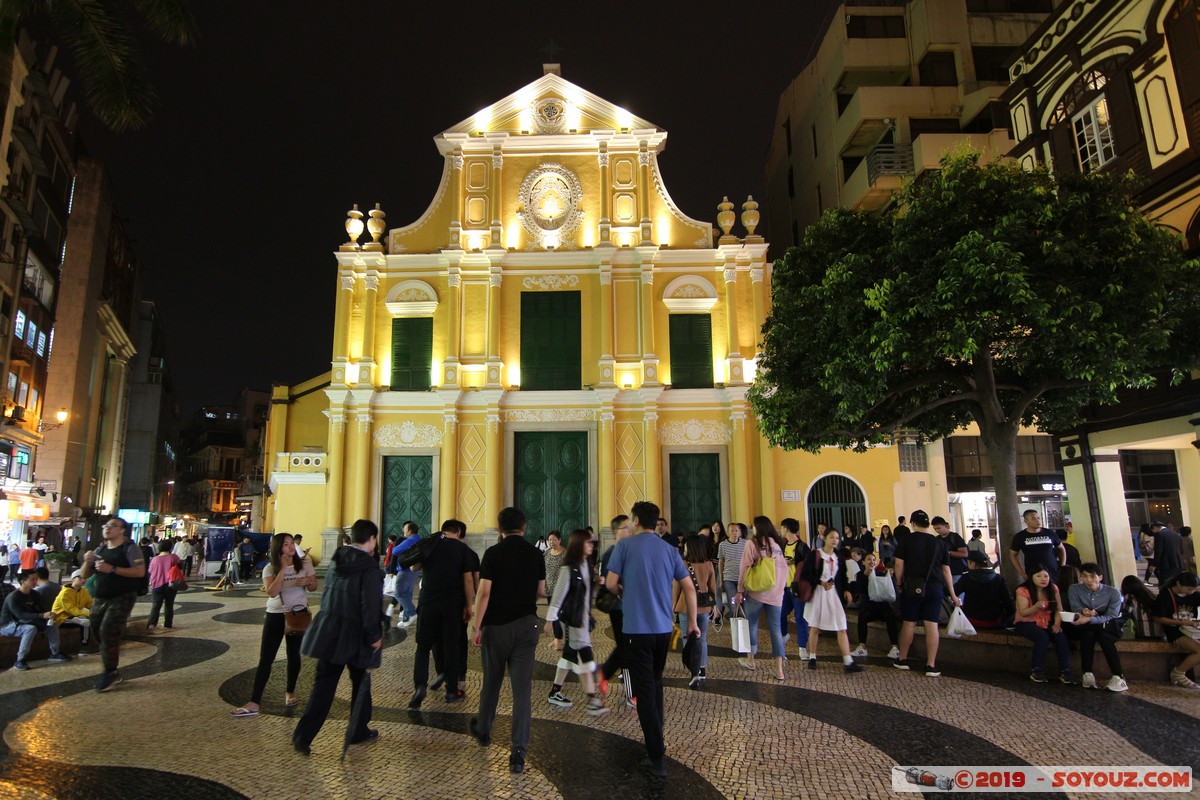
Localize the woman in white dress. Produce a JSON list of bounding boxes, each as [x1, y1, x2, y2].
[[799, 529, 864, 674]]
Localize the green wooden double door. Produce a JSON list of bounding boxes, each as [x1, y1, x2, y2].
[[669, 453, 723, 537], [514, 431, 587, 544], [381, 456, 434, 539]]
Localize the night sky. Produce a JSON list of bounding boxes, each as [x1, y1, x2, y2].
[[72, 1, 838, 414]]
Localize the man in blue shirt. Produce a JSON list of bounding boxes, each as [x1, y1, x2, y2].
[[605, 501, 698, 778]]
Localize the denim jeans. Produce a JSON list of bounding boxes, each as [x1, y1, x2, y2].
[[677, 611, 711, 668], [780, 589, 808, 646], [722, 579, 740, 614], [1014, 621, 1072, 676], [0, 620, 59, 661], [743, 597, 784, 658], [393, 570, 418, 621]]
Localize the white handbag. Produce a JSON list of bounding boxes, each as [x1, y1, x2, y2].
[[867, 571, 897, 603], [730, 606, 752, 653], [946, 606, 977, 638], [383, 573, 397, 595]]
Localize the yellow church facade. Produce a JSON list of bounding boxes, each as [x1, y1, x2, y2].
[[264, 68, 905, 556]]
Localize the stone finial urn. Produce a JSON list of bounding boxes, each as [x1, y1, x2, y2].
[[741, 195, 760, 236], [717, 196, 736, 237], [345, 204, 364, 246], [366, 203, 387, 247]]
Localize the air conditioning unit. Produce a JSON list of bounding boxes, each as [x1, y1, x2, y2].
[[10, 405, 26, 422]]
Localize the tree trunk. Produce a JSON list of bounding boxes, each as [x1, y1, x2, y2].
[[980, 422, 1022, 589]]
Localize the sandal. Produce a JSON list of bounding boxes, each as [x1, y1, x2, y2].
[[230, 707, 259, 718], [285, 695, 299, 707]]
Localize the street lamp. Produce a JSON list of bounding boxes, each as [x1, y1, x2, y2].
[[38, 408, 69, 433]]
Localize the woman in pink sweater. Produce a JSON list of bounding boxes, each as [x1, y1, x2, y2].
[[736, 516, 789, 679]]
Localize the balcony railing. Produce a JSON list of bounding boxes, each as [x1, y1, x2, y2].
[[866, 143, 915, 185]]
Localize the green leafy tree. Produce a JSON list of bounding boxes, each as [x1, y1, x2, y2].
[[0, 0, 197, 132], [750, 152, 1200, 573]]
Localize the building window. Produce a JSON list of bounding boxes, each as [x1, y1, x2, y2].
[[519, 291, 581, 391], [967, 0, 1052, 11], [17, 381, 28, 407], [390, 316, 434, 391], [668, 314, 713, 389], [28, 387, 38, 416], [944, 435, 1064, 493], [919, 51, 958, 87], [846, 15, 905, 38], [35, 331, 45, 357], [25, 320, 36, 348], [6, 372, 16, 402], [14, 310, 25, 339], [1072, 96, 1116, 173], [898, 443, 927, 472]]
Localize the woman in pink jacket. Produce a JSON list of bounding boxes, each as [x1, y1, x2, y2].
[[736, 516, 789, 680]]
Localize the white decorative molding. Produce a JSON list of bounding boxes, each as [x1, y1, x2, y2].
[[357, 413, 372, 433], [451, 153, 464, 170], [638, 151, 651, 166], [750, 267, 765, 283], [374, 421, 443, 449], [504, 408, 596, 423], [385, 279, 439, 317], [492, 153, 504, 169], [662, 275, 718, 313], [489, 273, 503, 288], [723, 268, 738, 284], [597, 152, 610, 167], [641, 269, 654, 285], [287, 454, 326, 468], [522, 274, 580, 291], [531, 97, 569, 134], [658, 419, 732, 446], [363, 274, 380, 292], [517, 163, 585, 250], [487, 413, 501, 433], [340, 275, 355, 291]]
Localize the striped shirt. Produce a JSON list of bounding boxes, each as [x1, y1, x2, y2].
[[718, 539, 748, 582]]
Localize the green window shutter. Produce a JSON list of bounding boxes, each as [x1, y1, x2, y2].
[[520, 291, 581, 390], [391, 317, 433, 391], [669, 314, 713, 389]]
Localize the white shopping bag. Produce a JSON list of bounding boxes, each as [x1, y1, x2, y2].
[[946, 606, 977, 638], [867, 571, 897, 603], [383, 573, 397, 596], [730, 608, 752, 653]]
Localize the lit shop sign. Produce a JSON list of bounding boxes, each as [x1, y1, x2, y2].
[[116, 508, 153, 524], [0, 500, 51, 520]]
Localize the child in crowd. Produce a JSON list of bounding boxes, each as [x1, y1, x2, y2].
[[954, 551, 1013, 628], [849, 553, 899, 660]]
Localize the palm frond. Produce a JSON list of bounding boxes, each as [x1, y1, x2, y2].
[[128, 0, 199, 45], [49, 0, 155, 131]]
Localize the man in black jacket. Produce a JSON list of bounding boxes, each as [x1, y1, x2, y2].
[[293, 519, 383, 755]]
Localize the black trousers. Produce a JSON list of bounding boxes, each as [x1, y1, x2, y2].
[[433, 620, 469, 679], [148, 586, 178, 628], [1075, 624, 1124, 676], [251, 612, 302, 704], [293, 659, 371, 748], [857, 602, 899, 645], [625, 632, 671, 762], [414, 604, 462, 693], [600, 609, 625, 677]]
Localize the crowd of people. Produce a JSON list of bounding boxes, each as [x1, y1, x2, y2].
[[5, 503, 1197, 782]]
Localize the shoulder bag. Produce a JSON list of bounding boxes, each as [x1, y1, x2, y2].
[[284, 606, 312, 636], [792, 550, 815, 602], [901, 541, 940, 598], [689, 565, 715, 607], [744, 542, 778, 593], [556, 565, 586, 628]]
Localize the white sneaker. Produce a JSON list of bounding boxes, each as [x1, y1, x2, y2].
[[797, 647, 810, 661], [887, 645, 900, 660], [850, 645, 869, 658], [547, 691, 573, 708], [385, 605, 395, 618], [1106, 675, 1129, 692], [1081, 672, 1097, 689]]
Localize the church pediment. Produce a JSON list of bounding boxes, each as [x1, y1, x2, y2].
[[438, 72, 661, 144]]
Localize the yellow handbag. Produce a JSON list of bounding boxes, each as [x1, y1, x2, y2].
[[745, 546, 778, 593]]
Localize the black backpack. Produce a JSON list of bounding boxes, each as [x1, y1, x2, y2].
[[397, 533, 442, 570]]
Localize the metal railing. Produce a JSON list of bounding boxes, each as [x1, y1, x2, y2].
[[866, 142, 915, 185]]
